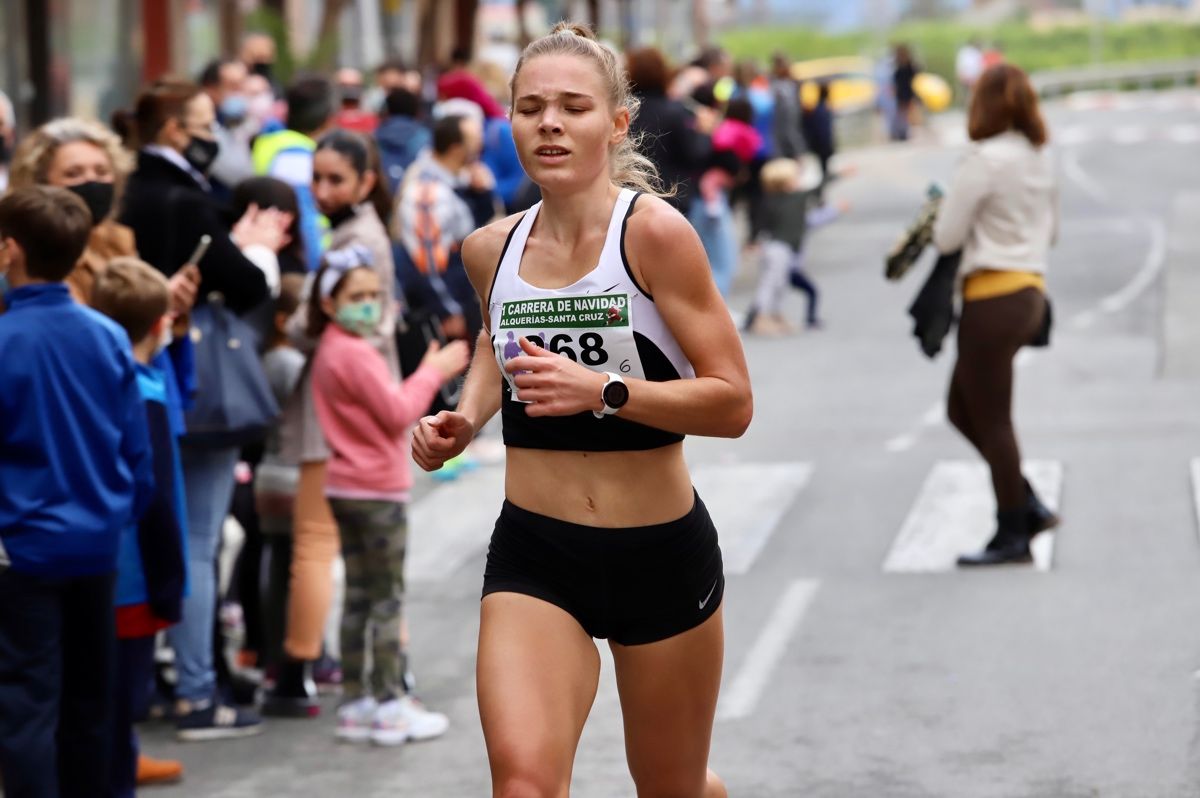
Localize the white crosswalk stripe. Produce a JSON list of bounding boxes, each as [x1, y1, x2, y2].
[[694, 462, 813, 575], [883, 460, 1063, 574], [1189, 459, 1200, 541], [406, 460, 813, 584]]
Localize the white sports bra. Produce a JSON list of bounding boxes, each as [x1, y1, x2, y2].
[[487, 189, 695, 452]]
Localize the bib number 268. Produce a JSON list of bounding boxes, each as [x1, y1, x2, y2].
[[530, 332, 610, 367]]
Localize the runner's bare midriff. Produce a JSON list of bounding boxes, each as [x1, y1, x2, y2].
[[504, 442, 694, 527]]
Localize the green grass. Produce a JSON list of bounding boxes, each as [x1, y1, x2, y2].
[[719, 21, 1200, 87]]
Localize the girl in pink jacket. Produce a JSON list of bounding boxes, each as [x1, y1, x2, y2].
[[309, 258, 468, 746]]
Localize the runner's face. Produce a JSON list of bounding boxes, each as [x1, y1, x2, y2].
[[511, 54, 628, 191]]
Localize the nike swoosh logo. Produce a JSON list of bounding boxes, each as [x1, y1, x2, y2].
[[699, 580, 719, 610], [601, 283, 620, 293]]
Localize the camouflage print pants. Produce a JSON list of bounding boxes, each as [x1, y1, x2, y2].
[[328, 498, 408, 701]]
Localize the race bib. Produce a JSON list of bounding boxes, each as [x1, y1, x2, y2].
[[494, 292, 644, 403]]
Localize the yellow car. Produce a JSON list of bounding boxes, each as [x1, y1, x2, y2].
[[791, 56, 952, 114]]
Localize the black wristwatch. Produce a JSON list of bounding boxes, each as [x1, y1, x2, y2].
[[593, 372, 629, 419]]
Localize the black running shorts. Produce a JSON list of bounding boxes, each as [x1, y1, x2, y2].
[[482, 492, 724, 646]]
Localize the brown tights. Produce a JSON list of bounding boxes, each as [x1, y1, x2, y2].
[[947, 288, 1047, 512]]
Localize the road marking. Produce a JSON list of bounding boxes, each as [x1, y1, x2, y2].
[[693, 462, 813, 575], [1167, 125, 1200, 144], [717, 579, 820, 721], [1063, 148, 1112, 204], [408, 461, 810, 583], [1055, 126, 1094, 146], [408, 467, 506, 584], [1096, 217, 1168, 315], [1062, 150, 1169, 321], [1112, 125, 1148, 145], [883, 460, 1062, 573], [1189, 459, 1200, 542]]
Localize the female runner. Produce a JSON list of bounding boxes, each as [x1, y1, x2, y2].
[[412, 22, 751, 797]]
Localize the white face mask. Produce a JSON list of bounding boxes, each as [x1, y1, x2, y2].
[[247, 93, 274, 124]]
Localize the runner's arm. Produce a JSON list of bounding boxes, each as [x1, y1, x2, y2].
[[605, 201, 752, 438]]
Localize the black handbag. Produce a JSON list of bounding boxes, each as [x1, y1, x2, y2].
[[181, 293, 280, 448]]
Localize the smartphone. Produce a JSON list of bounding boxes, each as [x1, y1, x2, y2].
[[186, 234, 212, 266]]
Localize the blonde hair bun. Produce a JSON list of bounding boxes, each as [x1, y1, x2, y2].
[[550, 21, 596, 39]]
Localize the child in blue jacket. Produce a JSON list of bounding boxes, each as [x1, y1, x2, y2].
[[0, 187, 154, 797], [91, 257, 190, 797]]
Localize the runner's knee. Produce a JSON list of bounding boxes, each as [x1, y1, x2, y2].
[[492, 770, 568, 798]]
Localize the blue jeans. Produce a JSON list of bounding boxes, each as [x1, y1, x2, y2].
[[0, 570, 116, 798], [689, 193, 737, 297], [167, 445, 239, 702]]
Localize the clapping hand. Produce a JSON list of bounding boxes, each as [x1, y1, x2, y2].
[[233, 203, 294, 253]]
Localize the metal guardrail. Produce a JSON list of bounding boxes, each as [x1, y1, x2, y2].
[[1031, 59, 1200, 96]]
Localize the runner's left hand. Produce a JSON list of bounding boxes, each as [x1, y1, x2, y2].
[[505, 336, 607, 417]]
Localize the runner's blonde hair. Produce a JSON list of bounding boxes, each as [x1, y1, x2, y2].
[[509, 21, 669, 198]]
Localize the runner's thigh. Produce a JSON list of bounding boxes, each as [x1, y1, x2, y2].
[[478, 592, 601, 798], [610, 607, 724, 797]]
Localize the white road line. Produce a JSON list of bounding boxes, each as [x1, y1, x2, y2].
[[1112, 125, 1148, 145], [717, 579, 820, 722], [408, 467, 506, 584], [1097, 216, 1168, 315], [885, 432, 918, 453], [1189, 459, 1200, 542], [1063, 148, 1112, 204], [883, 460, 1062, 573], [1055, 126, 1094, 146], [694, 462, 813, 575], [1167, 125, 1200, 144], [1061, 150, 1169, 320]]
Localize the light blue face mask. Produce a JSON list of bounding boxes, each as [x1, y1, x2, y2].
[[220, 94, 249, 125]]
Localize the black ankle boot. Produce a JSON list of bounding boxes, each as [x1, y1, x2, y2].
[[262, 659, 320, 718], [958, 509, 1032, 567], [1023, 478, 1060, 535]]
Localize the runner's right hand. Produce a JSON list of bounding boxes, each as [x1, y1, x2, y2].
[[412, 411, 475, 472]]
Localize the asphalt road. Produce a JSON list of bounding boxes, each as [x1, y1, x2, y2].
[[139, 90, 1200, 798]]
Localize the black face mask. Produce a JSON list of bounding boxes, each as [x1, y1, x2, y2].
[[326, 205, 356, 229], [67, 181, 115, 226], [251, 61, 274, 82], [182, 136, 220, 176], [0, 136, 9, 165]]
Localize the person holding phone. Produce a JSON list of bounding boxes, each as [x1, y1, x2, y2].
[[118, 79, 293, 740]]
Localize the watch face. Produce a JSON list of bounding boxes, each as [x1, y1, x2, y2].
[[603, 380, 630, 409]]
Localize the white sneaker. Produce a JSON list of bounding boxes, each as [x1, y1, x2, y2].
[[393, 695, 449, 742], [335, 697, 377, 742], [370, 698, 411, 747]]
